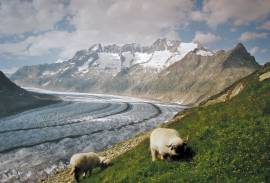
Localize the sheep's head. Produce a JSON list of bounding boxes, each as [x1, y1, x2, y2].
[[99, 157, 111, 169], [167, 136, 188, 156]]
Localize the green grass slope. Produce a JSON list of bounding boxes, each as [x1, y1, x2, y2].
[[83, 65, 270, 183]]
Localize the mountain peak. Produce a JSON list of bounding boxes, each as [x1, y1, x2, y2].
[[223, 43, 260, 69], [231, 42, 251, 57], [89, 43, 102, 52], [153, 38, 167, 43], [151, 38, 181, 51], [152, 38, 169, 50], [0, 70, 23, 91], [0, 70, 5, 77], [233, 42, 247, 53]]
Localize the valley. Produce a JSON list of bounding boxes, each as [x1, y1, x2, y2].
[[0, 88, 184, 183], [0, 1, 269, 183]]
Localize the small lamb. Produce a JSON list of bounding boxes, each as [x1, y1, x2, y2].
[[150, 128, 188, 161], [70, 152, 110, 182]]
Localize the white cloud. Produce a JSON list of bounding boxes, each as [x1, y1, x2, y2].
[[258, 21, 270, 30], [67, 0, 194, 44], [0, 30, 98, 58], [0, 0, 269, 63], [192, 32, 221, 45], [0, 0, 196, 59], [239, 32, 268, 42], [0, 0, 67, 35], [250, 46, 268, 55], [250, 47, 259, 55], [193, 0, 270, 27]]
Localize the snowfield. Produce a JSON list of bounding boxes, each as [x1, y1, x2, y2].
[[0, 88, 185, 183]]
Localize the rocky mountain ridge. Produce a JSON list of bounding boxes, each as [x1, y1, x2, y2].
[[11, 39, 259, 105]]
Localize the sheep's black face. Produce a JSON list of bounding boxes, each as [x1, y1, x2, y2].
[[100, 162, 108, 169], [171, 143, 196, 161], [100, 160, 112, 170], [175, 143, 187, 156], [168, 143, 187, 156]]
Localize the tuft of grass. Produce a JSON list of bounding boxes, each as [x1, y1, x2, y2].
[[82, 65, 270, 183]]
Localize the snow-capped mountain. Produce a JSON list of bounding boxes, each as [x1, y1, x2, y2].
[[11, 38, 209, 87], [11, 40, 259, 105], [61, 38, 209, 74], [75, 38, 213, 71]]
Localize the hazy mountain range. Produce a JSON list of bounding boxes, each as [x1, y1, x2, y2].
[[11, 39, 260, 105]]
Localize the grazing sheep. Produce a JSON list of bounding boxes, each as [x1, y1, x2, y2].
[[150, 128, 188, 161], [70, 152, 110, 182]]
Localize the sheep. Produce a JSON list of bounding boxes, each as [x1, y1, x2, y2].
[[69, 152, 110, 182], [150, 128, 188, 161]]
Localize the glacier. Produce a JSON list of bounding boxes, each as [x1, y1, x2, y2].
[[0, 88, 185, 183]]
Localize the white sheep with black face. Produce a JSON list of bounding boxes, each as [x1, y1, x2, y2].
[[150, 128, 188, 161], [69, 152, 110, 182]]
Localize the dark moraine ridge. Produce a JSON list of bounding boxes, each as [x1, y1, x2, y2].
[[0, 71, 60, 118]]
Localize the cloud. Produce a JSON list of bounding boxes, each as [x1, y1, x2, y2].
[[67, 0, 194, 44], [0, 30, 99, 58], [257, 21, 270, 30], [193, 0, 270, 27], [0, 0, 67, 35], [250, 47, 259, 55], [0, 0, 196, 59], [250, 46, 268, 55], [192, 32, 221, 45], [0, 0, 269, 64], [239, 32, 268, 42]]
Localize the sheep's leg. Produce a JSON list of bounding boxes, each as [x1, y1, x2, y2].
[[86, 169, 92, 176], [151, 148, 157, 161], [74, 167, 80, 182], [160, 154, 165, 160]]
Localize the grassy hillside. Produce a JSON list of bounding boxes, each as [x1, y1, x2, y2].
[[82, 64, 270, 183]]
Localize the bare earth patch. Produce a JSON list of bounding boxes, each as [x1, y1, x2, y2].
[[259, 71, 270, 81], [203, 82, 244, 106]]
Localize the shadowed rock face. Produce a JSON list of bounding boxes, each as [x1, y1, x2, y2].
[[11, 41, 260, 106], [0, 71, 60, 117], [223, 43, 258, 69], [0, 71, 24, 92]]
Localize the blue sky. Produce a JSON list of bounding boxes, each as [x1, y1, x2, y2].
[[0, 0, 269, 73]]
